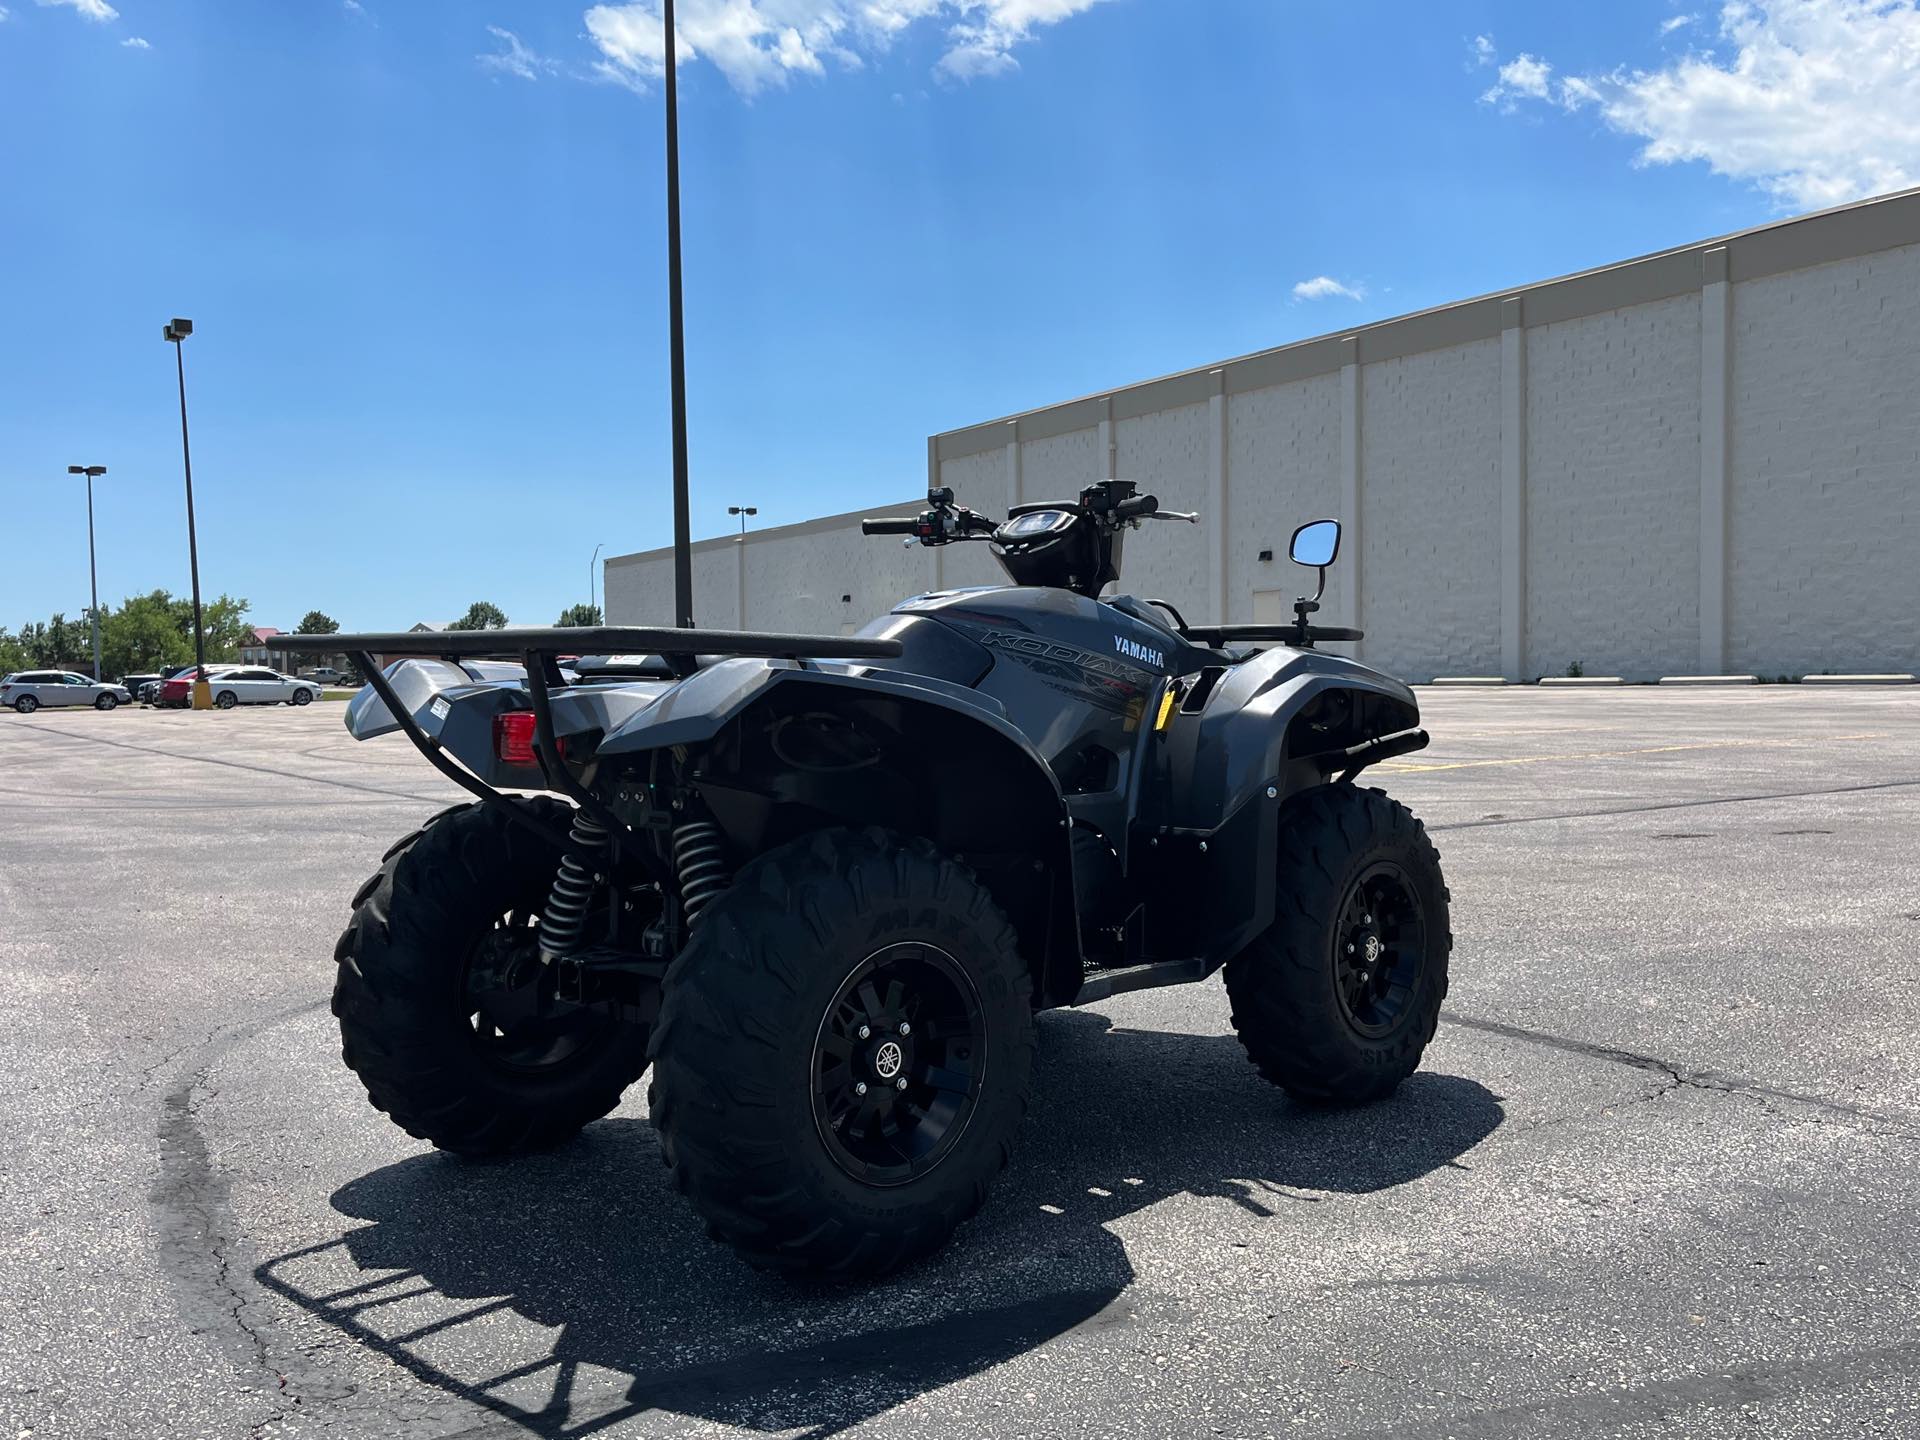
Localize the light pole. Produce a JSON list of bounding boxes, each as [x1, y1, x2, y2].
[[727, 504, 757, 538], [664, 0, 694, 628], [590, 542, 604, 619], [66, 464, 107, 680], [163, 317, 210, 710]]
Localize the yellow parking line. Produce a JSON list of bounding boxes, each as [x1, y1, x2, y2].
[[1378, 732, 1888, 773]]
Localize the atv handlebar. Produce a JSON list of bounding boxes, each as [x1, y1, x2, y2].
[[861, 517, 919, 536], [1112, 492, 1160, 521]]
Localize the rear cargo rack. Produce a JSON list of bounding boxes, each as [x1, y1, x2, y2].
[[276, 626, 905, 844]]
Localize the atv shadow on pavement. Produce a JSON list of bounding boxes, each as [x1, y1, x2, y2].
[[255, 1010, 1503, 1437]]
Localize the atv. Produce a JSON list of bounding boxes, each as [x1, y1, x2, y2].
[[281, 478, 1448, 1279]]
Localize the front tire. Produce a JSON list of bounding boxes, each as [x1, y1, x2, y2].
[[292, 687, 314, 706], [649, 828, 1035, 1278], [95, 693, 118, 711], [332, 798, 651, 1155], [214, 690, 238, 709], [1225, 785, 1450, 1104]]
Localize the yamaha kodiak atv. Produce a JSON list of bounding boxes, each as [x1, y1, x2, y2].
[[281, 479, 1449, 1279]]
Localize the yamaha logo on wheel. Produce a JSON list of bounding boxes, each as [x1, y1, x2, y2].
[[873, 1040, 904, 1079]]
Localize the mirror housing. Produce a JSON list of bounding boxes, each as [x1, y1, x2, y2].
[[1289, 519, 1340, 568]]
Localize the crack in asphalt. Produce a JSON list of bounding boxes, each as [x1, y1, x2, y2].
[[1426, 774, 1920, 832], [151, 1001, 329, 1439], [1445, 1012, 1920, 1140]]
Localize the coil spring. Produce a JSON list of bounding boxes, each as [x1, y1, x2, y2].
[[538, 810, 612, 962], [672, 820, 730, 927]]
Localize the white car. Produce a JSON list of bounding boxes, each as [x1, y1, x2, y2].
[[1, 671, 133, 713], [201, 667, 324, 708]]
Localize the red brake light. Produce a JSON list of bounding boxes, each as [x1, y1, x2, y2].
[[491, 711, 564, 767]]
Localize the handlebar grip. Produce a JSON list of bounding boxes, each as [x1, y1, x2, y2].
[[1307, 626, 1365, 642], [861, 518, 919, 536], [1114, 493, 1159, 520]]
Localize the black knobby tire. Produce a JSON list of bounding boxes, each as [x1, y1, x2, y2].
[[333, 797, 651, 1155], [649, 828, 1035, 1278], [1225, 785, 1451, 1104]]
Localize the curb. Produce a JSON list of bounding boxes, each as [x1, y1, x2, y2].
[[1426, 677, 1510, 687], [1657, 675, 1759, 686], [1801, 674, 1917, 686], [1537, 676, 1626, 687]]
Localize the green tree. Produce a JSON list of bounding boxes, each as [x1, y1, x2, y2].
[[200, 595, 255, 661], [101, 591, 193, 678], [296, 610, 339, 635], [555, 603, 602, 627], [19, 614, 90, 668], [454, 600, 508, 630], [0, 632, 27, 675]]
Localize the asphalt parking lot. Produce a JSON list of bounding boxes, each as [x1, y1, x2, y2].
[[4, 687, 1918, 1440]]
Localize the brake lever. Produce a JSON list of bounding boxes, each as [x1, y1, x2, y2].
[[1143, 510, 1200, 523]]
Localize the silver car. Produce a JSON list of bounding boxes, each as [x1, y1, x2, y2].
[[0, 671, 133, 713]]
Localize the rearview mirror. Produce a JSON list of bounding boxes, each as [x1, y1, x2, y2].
[[1289, 519, 1340, 568]]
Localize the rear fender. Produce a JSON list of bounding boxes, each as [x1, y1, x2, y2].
[[345, 658, 668, 790], [601, 661, 1083, 1006]]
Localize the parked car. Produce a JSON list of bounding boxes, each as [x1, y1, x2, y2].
[[297, 665, 346, 686], [1, 671, 133, 713], [158, 666, 323, 709], [141, 665, 199, 705], [121, 672, 165, 702]]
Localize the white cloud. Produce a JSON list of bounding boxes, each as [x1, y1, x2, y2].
[[120, 33, 147, 46], [582, 0, 1108, 96], [1470, 33, 1496, 67], [478, 25, 559, 81], [1292, 276, 1367, 302], [1480, 52, 1553, 107], [1659, 13, 1698, 34], [1481, 1, 1920, 208], [35, 0, 118, 21]]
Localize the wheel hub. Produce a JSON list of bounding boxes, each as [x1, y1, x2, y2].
[[811, 942, 985, 1186], [1332, 863, 1426, 1038]]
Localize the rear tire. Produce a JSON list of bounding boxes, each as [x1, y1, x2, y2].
[[1225, 785, 1450, 1104], [14, 696, 37, 714], [649, 828, 1035, 1278], [332, 798, 651, 1155]]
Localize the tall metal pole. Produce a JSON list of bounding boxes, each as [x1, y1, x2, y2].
[[172, 337, 208, 687], [590, 542, 604, 616], [664, 0, 694, 629], [85, 472, 101, 680]]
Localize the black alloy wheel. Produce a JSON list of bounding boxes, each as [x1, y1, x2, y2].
[[811, 941, 987, 1186], [1331, 862, 1427, 1037]]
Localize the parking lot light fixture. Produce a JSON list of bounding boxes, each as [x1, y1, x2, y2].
[[67, 464, 108, 680], [163, 317, 211, 710], [728, 504, 757, 538]]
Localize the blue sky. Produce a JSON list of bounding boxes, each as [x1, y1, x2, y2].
[[2, 0, 1913, 632]]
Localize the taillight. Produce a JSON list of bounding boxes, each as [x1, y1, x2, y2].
[[491, 711, 563, 767]]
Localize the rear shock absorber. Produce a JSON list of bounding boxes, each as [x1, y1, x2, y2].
[[539, 810, 612, 964], [671, 820, 730, 928]]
